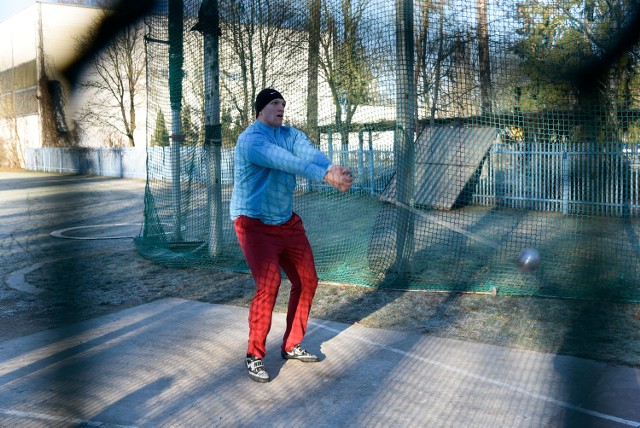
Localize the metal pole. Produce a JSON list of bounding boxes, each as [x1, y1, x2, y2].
[[328, 130, 334, 163], [358, 130, 364, 188], [169, 0, 184, 241], [368, 130, 375, 196], [563, 150, 570, 215], [395, 0, 415, 274], [193, 0, 224, 257]]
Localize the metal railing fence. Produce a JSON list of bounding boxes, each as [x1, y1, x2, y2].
[[24, 141, 640, 217], [473, 141, 640, 217]]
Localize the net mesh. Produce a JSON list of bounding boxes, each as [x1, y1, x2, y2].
[[137, 0, 640, 302]]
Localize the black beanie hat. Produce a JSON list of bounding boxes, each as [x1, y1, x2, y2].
[[255, 88, 284, 118]]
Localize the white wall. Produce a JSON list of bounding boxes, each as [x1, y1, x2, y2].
[[0, 3, 147, 151], [0, 6, 37, 70], [40, 3, 102, 78], [0, 3, 102, 82]]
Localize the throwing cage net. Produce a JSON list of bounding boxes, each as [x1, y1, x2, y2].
[[137, 0, 640, 302]]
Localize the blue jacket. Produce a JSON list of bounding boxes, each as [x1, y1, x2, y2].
[[230, 120, 331, 224]]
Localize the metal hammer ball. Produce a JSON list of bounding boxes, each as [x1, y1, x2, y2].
[[517, 248, 540, 272]]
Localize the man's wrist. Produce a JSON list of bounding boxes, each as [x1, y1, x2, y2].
[[326, 164, 333, 173]]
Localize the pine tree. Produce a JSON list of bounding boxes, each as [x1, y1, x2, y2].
[[181, 106, 200, 146], [151, 110, 169, 146]]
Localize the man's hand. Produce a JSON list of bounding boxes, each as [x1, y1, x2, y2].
[[323, 165, 353, 192]]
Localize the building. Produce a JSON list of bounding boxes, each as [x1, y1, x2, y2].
[[0, 1, 143, 167]]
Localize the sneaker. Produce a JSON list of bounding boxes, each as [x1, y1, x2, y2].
[[281, 344, 319, 362], [245, 355, 270, 383]]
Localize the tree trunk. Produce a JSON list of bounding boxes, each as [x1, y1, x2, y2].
[[306, 0, 321, 143], [477, 0, 492, 115], [415, 2, 429, 127], [430, 7, 443, 125]]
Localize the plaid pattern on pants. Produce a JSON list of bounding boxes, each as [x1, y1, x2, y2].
[[234, 213, 319, 359]]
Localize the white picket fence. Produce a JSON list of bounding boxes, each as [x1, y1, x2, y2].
[[24, 141, 640, 217]]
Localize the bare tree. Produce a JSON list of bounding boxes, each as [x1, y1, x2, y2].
[[75, 11, 146, 147], [183, 23, 206, 146], [414, 0, 430, 123], [414, 1, 447, 124], [219, 0, 306, 129], [450, 28, 477, 118], [476, 0, 492, 115], [319, 0, 376, 165], [306, 0, 321, 141]]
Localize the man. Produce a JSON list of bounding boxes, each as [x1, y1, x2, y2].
[[230, 88, 353, 383]]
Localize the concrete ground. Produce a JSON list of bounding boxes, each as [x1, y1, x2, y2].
[[1, 297, 639, 427], [1, 171, 639, 427]]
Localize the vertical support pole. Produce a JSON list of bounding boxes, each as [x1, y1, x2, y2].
[[328, 130, 334, 163], [97, 148, 102, 175], [358, 130, 364, 188], [623, 143, 630, 218], [169, 0, 184, 241], [194, 0, 223, 257], [395, 0, 415, 274], [563, 151, 570, 215], [368, 130, 375, 196]]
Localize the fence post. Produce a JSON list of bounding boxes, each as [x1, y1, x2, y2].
[[368, 130, 375, 196], [493, 142, 503, 207], [358, 130, 364, 187], [119, 148, 124, 178], [327, 130, 333, 163], [623, 143, 630, 218], [395, 0, 416, 274], [562, 151, 569, 215]]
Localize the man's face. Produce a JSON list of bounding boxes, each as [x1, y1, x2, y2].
[[258, 98, 286, 127]]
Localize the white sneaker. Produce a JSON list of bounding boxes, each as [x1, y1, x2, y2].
[[246, 355, 270, 383]]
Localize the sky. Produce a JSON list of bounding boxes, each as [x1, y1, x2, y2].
[[0, 0, 108, 23]]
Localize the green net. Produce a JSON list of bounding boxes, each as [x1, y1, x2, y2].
[[137, 0, 640, 302]]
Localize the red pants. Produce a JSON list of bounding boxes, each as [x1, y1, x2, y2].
[[234, 213, 318, 358]]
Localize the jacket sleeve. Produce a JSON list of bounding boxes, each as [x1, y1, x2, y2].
[[291, 128, 332, 170], [237, 132, 328, 182]]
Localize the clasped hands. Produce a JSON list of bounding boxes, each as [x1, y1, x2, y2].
[[323, 165, 354, 193]]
